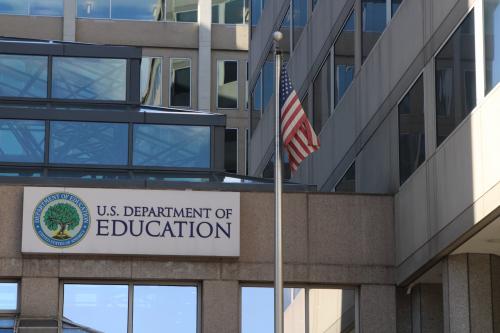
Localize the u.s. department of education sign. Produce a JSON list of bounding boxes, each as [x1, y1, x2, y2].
[[22, 187, 240, 257]]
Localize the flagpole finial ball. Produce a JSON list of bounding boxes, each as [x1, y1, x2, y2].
[[273, 31, 283, 42]]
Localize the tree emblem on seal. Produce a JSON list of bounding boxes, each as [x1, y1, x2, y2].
[[43, 203, 80, 240]]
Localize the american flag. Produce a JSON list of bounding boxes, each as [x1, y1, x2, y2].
[[280, 65, 320, 172]]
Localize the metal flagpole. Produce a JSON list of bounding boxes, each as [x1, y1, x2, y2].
[[273, 30, 284, 333]]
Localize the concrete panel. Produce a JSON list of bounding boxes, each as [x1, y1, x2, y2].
[[468, 254, 494, 333], [63, 0, 76, 42], [212, 24, 249, 51], [445, 255, 470, 333], [59, 259, 131, 279], [202, 280, 239, 333], [0, 258, 22, 277], [359, 285, 396, 333], [0, 186, 23, 258], [308, 264, 395, 285], [0, 16, 62, 40], [20, 277, 59, 318], [491, 255, 500, 333], [23, 259, 59, 278], [131, 260, 220, 280], [480, 86, 500, 192], [396, 287, 412, 333], [419, 284, 444, 333]]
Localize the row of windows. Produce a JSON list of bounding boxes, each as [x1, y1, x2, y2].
[[0, 119, 211, 168], [0, 0, 248, 24], [0, 282, 355, 333]]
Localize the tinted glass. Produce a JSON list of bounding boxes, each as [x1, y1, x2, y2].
[[485, 0, 500, 94], [141, 57, 162, 106], [213, 0, 245, 24], [362, 0, 386, 60], [292, 0, 308, 48], [170, 58, 191, 107], [112, 0, 164, 20], [50, 121, 128, 165], [309, 289, 356, 333], [251, 72, 262, 133], [77, 0, 110, 18], [399, 76, 425, 184], [225, 128, 237, 173], [335, 163, 355, 192], [52, 57, 127, 101], [0, 283, 17, 310], [0, 54, 47, 98], [280, 7, 291, 59], [30, 0, 63, 16], [0, 120, 44, 163], [133, 124, 210, 168], [435, 11, 475, 146], [335, 12, 355, 106], [0, 0, 28, 15], [312, 0, 318, 10], [63, 284, 128, 333], [217, 60, 238, 108], [251, 0, 262, 33], [166, 0, 197, 22], [392, 0, 402, 16], [262, 54, 274, 111], [133, 285, 197, 333], [313, 54, 331, 133]]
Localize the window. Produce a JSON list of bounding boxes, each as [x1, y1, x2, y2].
[[399, 75, 425, 184], [141, 57, 162, 106], [241, 286, 355, 333], [313, 54, 331, 133], [362, 0, 386, 61], [262, 53, 275, 112], [391, 0, 402, 16], [0, 318, 15, 332], [292, 0, 308, 49], [170, 58, 191, 107], [111, 0, 165, 21], [0, 54, 48, 98], [0, 282, 18, 311], [435, 11, 475, 146], [312, 0, 318, 10], [0, 120, 45, 163], [225, 128, 238, 173], [334, 11, 355, 107], [49, 121, 128, 165], [0, 0, 29, 15], [133, 124, 210, 168], [63, 283, 197, 333], [52, 57, 127, 101], [217, 60, 238, 109], [166, 0, 198, 22], [251, 0, 263, 35], [212, 0, 246, 24], [251, 72, 262, 133], [485, 0, 500, 94], [77, 0, 110, 19], [0, 0, 63, 16], [335, 162, 355, 192], [280, 6, 292, 59]]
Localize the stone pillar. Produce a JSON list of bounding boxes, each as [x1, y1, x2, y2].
[[411, 284, 443, 333], [492, 255, 500, 332], [198, 0, 212, 111], [20, 277, 59, 317], [442, 254, 494, 333], [63, 0, 76, 42], [202, 280, 239, 333], [359, 284, 396, 333]]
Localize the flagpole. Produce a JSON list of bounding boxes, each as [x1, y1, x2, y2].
[[273, 30, 284, 333]]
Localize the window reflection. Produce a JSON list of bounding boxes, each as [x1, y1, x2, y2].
[[112, 0, 164, 20], [435, 11, 475, 146], [292, 0, 307, 48], [0, 282, 18, 311], [52, 57, 127, 101], [313, 54, 331, 133], [30, 0, 63, 16], [309, 289, 356, 333], [166, 0, 198, 22], [212, 0, 246, 24], [217, 60, 238, 109], [391, 0, 402, 16], [334, 12, 355, 107], [262, 53, 274, 112], [141, 57, 162, 106], [280, 6, 291, 59], [0, 54, 48, 98], [251, 0, 263, 36], [0, 0, 29, 15], [170, 58, 191, 107], [225, 128, 238, 173], [335, 162, 355, 192], [485, 0, 500, 94], [362, 0, 386, 61], [0, 120, 45, 163], [77, 0, 110, 19]]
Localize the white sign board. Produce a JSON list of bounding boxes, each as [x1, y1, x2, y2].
[[22, 187, 240, 257]]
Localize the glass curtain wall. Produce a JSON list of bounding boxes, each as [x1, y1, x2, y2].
[[217, 60, 238, 109], [334, 11, 355, 107], [250, 72, 262, 133], [485, 0, 500, 94], [361, 0, 386, 61], [435, 11, 475, 146], [0, 0, 63, 16], [0, 120, 45, 163], [170, 58, 191, 107], [313, 54, 331, 133], [262, 52, 275, 113], [212, 0, 247, 24], [292, 0, 308, 48], [0, 54, 48, 98], [392, 0, 403, 15], [140, 57, 162, 106], [251, 0, 263, 36]]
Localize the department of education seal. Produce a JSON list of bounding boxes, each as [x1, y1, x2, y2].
[[33, 192, 90, 248]]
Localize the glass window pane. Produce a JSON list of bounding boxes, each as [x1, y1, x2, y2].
[[251, 0, 262, 35], [399, 76, 425, 184], [170, 58, 191, 107], [63, 284, 128, 333], [392, 0, 402, 16], [313, 54, 331, 133], [30, 0, 63, 16], [0, 283, 18, 311], [292, 0, 307, 48], [225, 128, 237, 173], [250, 72, 262, 133], [362, 0, 386, 60], [212, 0, 245, 24], [435, 11, 475, 146], [133, 124, 210, 168], [166, 0, 198, 22], [335, 162, 355, 192], [217, 60, 238, 108], [49, 121, 128, 165], [284, 288, 305, 333], [485, 0, 500, 94], [0, 0, 28, 15], [334, 12, 355, 107], [262, 53, 274, 111], [0, 319, 15, 328], [309, 289, 356, 333], [52, 57, 126, 101], [111, 0, 164, 21], [77, 0, 110, 18], [0, 120, 45, 163], [0, 54, 47, 98], [141, 57, 162, 106], [133, 285, 197, 333]]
